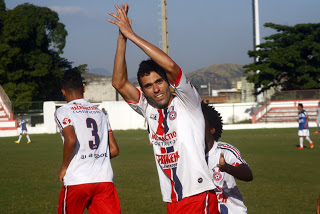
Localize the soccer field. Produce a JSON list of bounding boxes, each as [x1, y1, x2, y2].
[[1, 128, 319, 213]]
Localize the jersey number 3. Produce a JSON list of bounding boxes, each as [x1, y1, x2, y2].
[[86, 118, 100, 150]]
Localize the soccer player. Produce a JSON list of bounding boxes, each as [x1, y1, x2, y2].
[[297, 103, 314, 149], [54, 70, 120, 214], [314, 101, 320, 134], [202, 102, 253, 214], [108, 4, 218, 213], [15, 114, 31, 144], [101, 108, 108, 116]]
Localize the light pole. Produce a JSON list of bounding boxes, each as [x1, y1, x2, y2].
[[161, 0, 169, 54]]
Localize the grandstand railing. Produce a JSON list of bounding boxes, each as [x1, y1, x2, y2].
[[0, 85, 13, 120]]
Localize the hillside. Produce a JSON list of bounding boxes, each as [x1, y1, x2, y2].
[[186, 63, 244, 89]]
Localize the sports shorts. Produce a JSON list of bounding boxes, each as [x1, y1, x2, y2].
[[167, 190, 219, 214], [298, 129, 309, 137], [20, 130, 27, 134], [58, 182, 120, 214]]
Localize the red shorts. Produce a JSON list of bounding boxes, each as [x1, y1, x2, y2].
[[167, 190, 219, 214], [58, 182, 120, 214]]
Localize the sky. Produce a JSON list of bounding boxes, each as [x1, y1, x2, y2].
[[7, 0, 320, 78]]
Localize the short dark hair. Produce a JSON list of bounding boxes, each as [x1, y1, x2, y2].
[[298, 103, 303, 108], [201, 102, 223, 141], [61, 70, 84, 93], [137, 59, 168, 87]]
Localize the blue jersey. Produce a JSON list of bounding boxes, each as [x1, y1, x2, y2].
[[298, 110, 308, 130], [20, 118, 26, 130]]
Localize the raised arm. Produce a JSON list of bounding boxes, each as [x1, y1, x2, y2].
[[110, 4, 140, 103], [108, 4, 180, 84]]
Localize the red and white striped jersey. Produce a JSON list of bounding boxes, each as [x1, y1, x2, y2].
[[206, 141, 248, 214], [128, 68, 215, 202], [55, 99, 114, 186]]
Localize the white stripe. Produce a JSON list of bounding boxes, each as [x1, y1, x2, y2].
[[204, 192, 209, 214], [64, 185, 68, 214]]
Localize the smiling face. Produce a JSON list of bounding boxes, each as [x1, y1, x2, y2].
[[140, 71, 173, 109]]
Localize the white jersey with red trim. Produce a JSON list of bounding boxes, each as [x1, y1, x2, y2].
[[128, 68, 215, 203], [206, 141, 248, 214], [55, 99, 114, 186]]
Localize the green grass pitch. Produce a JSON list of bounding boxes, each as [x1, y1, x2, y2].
[[1, 128, 320, 213]]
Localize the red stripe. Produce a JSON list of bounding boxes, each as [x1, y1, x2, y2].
[[125, 89, 141, 104], [164, 168, 178, 203], [54, 113, 63, 130], [156, 109, 164, 135], [219, 145, 247, 164], [169, 67, 183, 86]]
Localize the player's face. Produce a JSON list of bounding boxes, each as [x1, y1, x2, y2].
[[140, 71, 173, 109], [298, 106, 302, 111]]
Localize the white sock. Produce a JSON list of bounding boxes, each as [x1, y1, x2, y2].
[[305, 136, 312, 144], [299, 137, 304, 148], [26, 135, 31, 142], [18, 135, 22, 142]]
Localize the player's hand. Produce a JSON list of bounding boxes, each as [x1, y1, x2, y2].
[[108, 4, 133, 39], [217, 153, 228, 172], [57, 167, 67, 183]]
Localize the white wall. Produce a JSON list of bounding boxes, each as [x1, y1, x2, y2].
[[1, 100, 314, 137], [212, 102, 257, 123]]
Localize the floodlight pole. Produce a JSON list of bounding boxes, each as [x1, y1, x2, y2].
[[252, 0, 260, 61], [161, 0, 169, 54], [252, 0, 263, 102]]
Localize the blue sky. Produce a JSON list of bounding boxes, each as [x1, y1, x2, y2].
[[7, 0, 320, 78]]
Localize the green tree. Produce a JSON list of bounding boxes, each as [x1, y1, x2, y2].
[[0, 2, 85, 109], [244, 23, 320, 94]]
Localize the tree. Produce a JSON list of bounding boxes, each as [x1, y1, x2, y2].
[[0, 2, 85, 109], [244, 23, 320, 94]]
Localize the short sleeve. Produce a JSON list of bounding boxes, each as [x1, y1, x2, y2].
[[126, 89, 148, 117], [220, 144, 247, 167], [105, 114, 113, 133], [55, 107, 73, 132], [169, 67, 201, 110]]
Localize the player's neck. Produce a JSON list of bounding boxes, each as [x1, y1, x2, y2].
[[66, 93, 84, 103]]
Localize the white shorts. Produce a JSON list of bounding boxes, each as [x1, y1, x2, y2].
[[298, 129, 309, 137], [20, 130, 27, 135]]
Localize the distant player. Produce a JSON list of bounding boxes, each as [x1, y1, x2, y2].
[[202, 102, 253, 214], [109, 4, 218, 213], [297, 103, 314, 149], [314, 101, 320, 134], [15, 114, 31, 144], [101, 108, 108, 116], [55, 70, 120, 214]]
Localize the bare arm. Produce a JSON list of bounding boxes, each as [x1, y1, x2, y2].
[[305, 114, 309, 129], [108, 132, 119, 158], [58, 126, 77, 183], [110, 4, 140, 103], [108, 4, 180, 84], [217, 153, 253, 182]]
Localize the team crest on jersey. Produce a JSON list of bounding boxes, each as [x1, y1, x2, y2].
[[168, 106, 177, 120], [62, 117, 71, 125], [169, 110, 177, 120], [212, 167, 223, 182]]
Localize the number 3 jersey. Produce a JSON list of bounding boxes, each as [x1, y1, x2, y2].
[[206, 142, 248, 214], [55, 99, 114, 186], [128, 68, 215, 203]]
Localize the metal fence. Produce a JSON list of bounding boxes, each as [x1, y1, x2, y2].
[[12, 101, 44, 127], [271, 89, 320, 101]]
